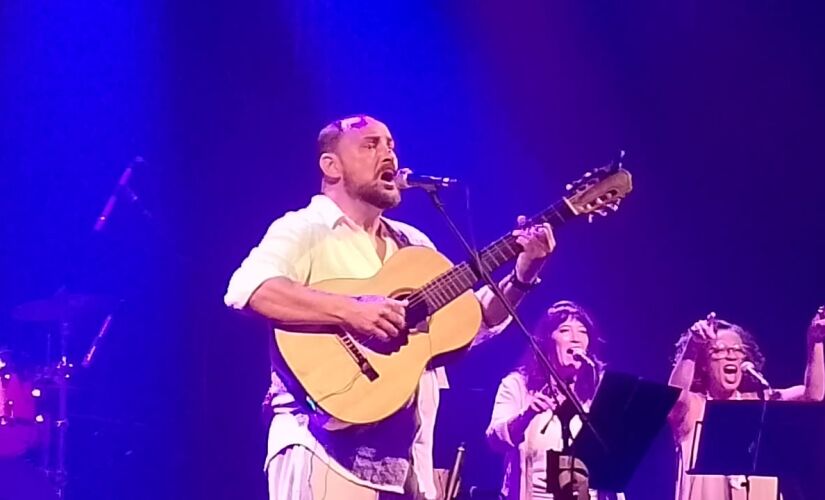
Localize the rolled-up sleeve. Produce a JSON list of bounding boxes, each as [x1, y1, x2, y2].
[[470, 285, 512, 347], [224, 211, 313, 310], [486, 373, 525, 451]]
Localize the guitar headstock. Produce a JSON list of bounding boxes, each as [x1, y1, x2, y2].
[[565, 152, 633, 222]]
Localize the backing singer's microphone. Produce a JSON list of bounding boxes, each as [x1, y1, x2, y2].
[[395, 168, 459, 190], [93, 156, 144, 232], [566, 348, 596, 369], [741, 361, 771, 389]]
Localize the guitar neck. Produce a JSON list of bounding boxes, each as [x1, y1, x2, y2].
[[413, 198, 576, 312]]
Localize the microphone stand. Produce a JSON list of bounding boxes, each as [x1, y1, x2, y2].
[[43, 157, 152, 498], [422, 186, 606, 465], [747, 379, 771, 500]]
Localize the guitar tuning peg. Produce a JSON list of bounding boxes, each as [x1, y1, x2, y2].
[[587, 209, 607, 223], [607, 199, 622, 212], [565, 183, 574, 191]]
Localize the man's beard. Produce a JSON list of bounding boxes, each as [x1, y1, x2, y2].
[[343, 172, 401, 210]]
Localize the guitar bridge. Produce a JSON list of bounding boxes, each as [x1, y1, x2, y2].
[[337, 331, 379, 381]]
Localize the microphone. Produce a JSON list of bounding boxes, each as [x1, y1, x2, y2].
[[566, 348, 596, 370], [395, 168, 459, 190], [741, 361, 771, 389], [93, 157, 144, 232]]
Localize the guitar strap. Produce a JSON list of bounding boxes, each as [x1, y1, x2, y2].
[[380, 218, 412, 249]]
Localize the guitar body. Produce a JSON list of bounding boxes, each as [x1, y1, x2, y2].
[[274, 246, 483, 425], [274, 163, 634, 425]]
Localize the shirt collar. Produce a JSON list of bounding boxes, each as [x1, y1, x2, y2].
[[310, 194, 348, 229], [310, 194, 391, 237]]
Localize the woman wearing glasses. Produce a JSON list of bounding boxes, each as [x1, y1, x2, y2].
[[668, 310, 825, 500]]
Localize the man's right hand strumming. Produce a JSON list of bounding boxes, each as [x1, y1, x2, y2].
[[342, 295, 407, 342]]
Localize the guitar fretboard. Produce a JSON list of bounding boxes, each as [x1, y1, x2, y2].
[[410, 199, 574, 312]]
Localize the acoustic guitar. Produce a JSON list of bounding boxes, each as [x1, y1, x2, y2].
[[275, 162, 633, 424]]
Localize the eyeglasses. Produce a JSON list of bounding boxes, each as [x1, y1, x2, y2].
[[708, 344, 746, 359]]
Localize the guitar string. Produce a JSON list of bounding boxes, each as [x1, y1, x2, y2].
[[400, 201, 567, 309], [352, 199, 619, 351], [356, 238, 516, 350], [311, 188, 617, 405], [402, 200, 568, 309], [403, 235, 518, 309], [304, 200, 599, 387], [354, 205, 567, 347]]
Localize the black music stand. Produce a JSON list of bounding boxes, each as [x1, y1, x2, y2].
[[691, 400, 825, 500], [547, 371, 680, 496]]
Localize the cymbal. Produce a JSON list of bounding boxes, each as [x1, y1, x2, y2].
[[12, 292, 112, 323]]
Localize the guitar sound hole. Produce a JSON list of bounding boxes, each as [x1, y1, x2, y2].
[[362, 290, 429, 355], [392, 290, 429, 331]]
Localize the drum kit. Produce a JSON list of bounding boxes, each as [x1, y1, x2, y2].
[[1, 290, 116, 500], [1, 157, 155, 499]]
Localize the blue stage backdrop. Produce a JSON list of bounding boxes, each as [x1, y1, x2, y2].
[[1, 1, 823, 499]]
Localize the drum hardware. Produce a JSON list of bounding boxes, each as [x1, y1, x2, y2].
[[8, 291, 120, 499], [4, 157, 148, 498]]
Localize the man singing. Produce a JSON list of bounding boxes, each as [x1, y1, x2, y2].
[[224, 115, 556, 499]]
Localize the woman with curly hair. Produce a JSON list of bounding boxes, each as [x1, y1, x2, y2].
[[486, 301, 623, 500], [668, 309, 825, 500]]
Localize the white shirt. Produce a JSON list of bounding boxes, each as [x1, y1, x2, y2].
[[224, 194, 509, 498], [526, 402, 584, 497]]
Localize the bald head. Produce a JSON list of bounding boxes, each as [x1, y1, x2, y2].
[[318, 115, 375, 155], [317, 114, 400, 210]]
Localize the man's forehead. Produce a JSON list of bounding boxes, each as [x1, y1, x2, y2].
[[337, 116, 392, 140]]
